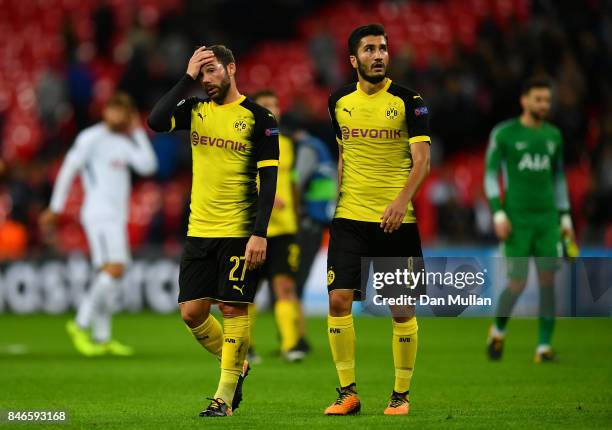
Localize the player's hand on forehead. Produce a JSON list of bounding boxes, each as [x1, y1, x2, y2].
[[186, 45, 218, 79], [201, 50, 219, 68]]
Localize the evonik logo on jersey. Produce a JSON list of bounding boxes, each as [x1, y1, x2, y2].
[[341, 126, 401, 141], [191, 131, 247, 152]]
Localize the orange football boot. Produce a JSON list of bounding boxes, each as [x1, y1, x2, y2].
[[384, 391, 410, 415], [324, 385, 361, 415]]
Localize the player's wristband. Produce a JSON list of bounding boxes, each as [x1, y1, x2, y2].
[[493, 210, 508, 225], [560, 214, 573, 232]]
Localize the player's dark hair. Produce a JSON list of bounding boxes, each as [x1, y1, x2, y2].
[[206, 44, 235, 67], [106, 92, 135, 110], [348, 24, 387, 56], [521, 78, 551, 95], [250, 89, 277, 101]]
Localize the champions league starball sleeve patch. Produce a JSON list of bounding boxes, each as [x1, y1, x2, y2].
[[414, 106, 428, 116]]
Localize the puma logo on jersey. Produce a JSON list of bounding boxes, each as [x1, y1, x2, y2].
[[233, 285, 245, 295], [343, 107, 355, 116], [197, 112, 206, 121], [518, 153, 551, 171]]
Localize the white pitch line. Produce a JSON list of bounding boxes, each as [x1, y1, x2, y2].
[[1, 344, 29, 355]]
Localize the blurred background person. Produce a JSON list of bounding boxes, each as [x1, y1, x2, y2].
[[251, 89, 309, 362], [484, 78, 575, 363], [39, 93, 157, 356]]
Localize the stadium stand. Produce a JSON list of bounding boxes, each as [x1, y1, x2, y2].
[[0, 0, 610, 258]]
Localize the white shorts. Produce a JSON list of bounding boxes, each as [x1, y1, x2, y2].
[[82, 220, 131, 268]]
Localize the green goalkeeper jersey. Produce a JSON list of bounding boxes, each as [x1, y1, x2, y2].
[[484, 118, 570, 215]]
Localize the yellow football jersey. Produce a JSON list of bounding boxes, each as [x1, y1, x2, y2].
[[328, 79, 430, 223], [170, 95, 279, 237], [267, 134, 298, 237]]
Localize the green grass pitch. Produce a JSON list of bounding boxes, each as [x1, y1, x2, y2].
[[1, 313, 610, 429]]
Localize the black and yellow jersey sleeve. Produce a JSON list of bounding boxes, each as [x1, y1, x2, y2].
[[170, 97, 204, 131], [242, 98, 280, 169], [147, 74, 201, 133], [387, 83, 431, 144], [328, 79, 430, 223]]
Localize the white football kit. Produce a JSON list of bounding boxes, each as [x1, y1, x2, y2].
[[50, 123, 157, 267]]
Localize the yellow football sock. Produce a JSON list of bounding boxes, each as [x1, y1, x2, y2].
[[248, 303, 257, 347], [214, 315, 249, 405], [327, 314, 356, 387], [392, 318, 418, 393], [189, 314, 223, 360], [298, 303, 307, 338], [275, 299, 300, 352]]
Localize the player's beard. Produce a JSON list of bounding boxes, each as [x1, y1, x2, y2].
[[206, 73, 231, 104], [357, 58, 386, 84], [528, 108, 547, 122]]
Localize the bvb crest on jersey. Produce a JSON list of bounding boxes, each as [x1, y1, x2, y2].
[[233, 117, 251, 135], [385, 102, 399, 120]]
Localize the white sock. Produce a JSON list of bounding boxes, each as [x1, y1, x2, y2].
[[490, 325, 505, 339], [76, 271, 114, 329], [536, 344, 552, 354], [75, 295, 95, 330], [88, 272, 117, 343], [92, 308, 111, 343]]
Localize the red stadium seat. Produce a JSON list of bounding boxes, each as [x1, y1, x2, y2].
[[57, 221, 88, 254]]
